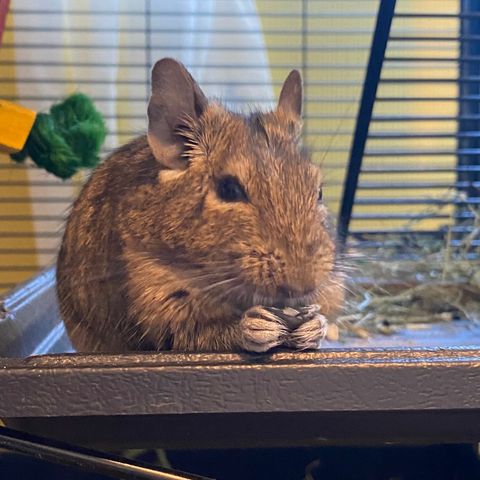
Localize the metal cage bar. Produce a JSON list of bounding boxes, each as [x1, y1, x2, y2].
[[338, 0, 397, 244]]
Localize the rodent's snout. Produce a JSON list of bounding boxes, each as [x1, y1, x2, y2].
[[241, 247, 326, 307]]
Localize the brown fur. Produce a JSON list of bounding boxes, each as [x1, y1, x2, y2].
[[56, 60, 344, 353]]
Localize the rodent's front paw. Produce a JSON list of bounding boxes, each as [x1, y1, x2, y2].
[[286, 315, 328, 350], [267, 304, 327, 350], [240, 306, 288, 353]]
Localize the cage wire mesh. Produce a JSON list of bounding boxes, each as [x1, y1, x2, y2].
[[0, 0, 477, 296]]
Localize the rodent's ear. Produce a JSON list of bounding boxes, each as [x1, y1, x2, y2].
[[277, 69, 303, 120], [147, 58, 208, 169]]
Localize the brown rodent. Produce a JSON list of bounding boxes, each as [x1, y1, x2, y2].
[[56, 58, 345, 353]]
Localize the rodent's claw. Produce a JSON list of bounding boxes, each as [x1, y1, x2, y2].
[[240, 306, 288, 353], [285, 314, 328, 351]]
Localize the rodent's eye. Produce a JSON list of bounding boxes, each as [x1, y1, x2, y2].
[[216, 176, 248, 203], [317, 186, 323, 203]]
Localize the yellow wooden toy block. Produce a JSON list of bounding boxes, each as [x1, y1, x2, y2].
[[0, 99, 36, 154]]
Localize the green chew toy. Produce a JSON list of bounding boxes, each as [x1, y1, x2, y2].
[[11, 93, 107, 179]]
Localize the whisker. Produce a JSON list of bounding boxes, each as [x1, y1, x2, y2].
[[201, 278, 238, 292], [318, 101, 356, 167]]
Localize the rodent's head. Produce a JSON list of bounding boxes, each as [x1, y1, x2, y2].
[[139, 58, 338, 309]]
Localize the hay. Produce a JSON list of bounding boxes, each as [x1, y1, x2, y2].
[[336, 193, 480, 339]]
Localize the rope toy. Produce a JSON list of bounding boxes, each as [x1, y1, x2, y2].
[[0, 93, 107, 179]]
